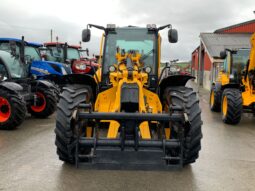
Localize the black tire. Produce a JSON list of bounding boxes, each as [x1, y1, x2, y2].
[[164, 86, 203, 165], [28, 86, 57, 118], [0, 88, 26, 130], [221, 88, 242, 124], [210, 85, 221, 112], [54, 85, 92, 163], [46, 80, 61, 101]]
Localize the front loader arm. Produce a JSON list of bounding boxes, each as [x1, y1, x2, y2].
[[249, 33, 255, 72], [247, 33, 255, 92]]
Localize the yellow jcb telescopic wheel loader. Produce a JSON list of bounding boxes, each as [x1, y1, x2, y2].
[[54, 24, 203, 169], [210, 33, 255, 124]]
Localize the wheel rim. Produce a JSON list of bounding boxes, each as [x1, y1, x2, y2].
[[222, 96, 228, 117], [0, 96, 11, 123], [31, 92, 46, 112], [210, 91, 215, 107]]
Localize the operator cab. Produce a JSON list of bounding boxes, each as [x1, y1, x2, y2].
[[0, 38, 41, 64], [0, 50, 28, 80], [43, 42, 81, 63], [0, 38, 46, 80], [221, 48, 250, 83], [82, 24, 178, 91], [103, 27, 158, 88]]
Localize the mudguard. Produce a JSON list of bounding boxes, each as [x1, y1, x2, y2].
[[40, 74, 98, 100], [64, 74, 98, 100], [30, 80, 56, 91], [159, 74, 195, 99], [213, 82, 222, 92], [222, 83, 241, 91], [0, 81, 23, 93], [40, 73, 96, 85]]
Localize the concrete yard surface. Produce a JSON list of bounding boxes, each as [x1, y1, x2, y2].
[[0, 86, 255, 191]]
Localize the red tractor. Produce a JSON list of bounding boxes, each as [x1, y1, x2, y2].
[[43, 42, 99, 75]]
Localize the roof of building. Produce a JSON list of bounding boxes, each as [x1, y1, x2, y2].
[[214, 19, 255, 33], [191, 45, 200, 54], [200, 33, 251, 58]]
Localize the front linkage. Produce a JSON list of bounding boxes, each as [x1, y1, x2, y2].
[[74, 104, 190, 169]]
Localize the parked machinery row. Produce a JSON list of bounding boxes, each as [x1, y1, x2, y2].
[[0, 37, 58, 129], [0, 37, 99, 129], [0, 24, 203, 169]]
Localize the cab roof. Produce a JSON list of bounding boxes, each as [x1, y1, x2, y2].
[[0, 37, 42, 47], [44, 42, 81, 49]]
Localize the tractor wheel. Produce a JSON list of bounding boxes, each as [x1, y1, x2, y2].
[[46, 80, 61, 101], [164, 86, 203, 165], [221, 88, 242, 124], [210, 85, 221, 112], [54, 85, 92, 163], [0, 88, 26, 130], [28, 86, 57, 118]]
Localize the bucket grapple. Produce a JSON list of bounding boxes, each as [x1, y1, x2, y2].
[[55, 24, 202, 169], [75, 107, 187, 168]]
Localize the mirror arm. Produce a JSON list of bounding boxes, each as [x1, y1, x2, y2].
[[88, 24, 106, 32], [20, 36, 25, 64], [157, 24, 171, 31]]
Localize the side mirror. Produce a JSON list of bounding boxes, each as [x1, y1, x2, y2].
[[31, 74, 37, 80], [220, 50, 227, 59], [82, 29, 91, 42], [25, 55, 32, 64], [9, 41, 16, 56], [53, 52, 61, 58], [48, 48, 53, 56], [56, 44, 62, 53], [168, 29, 178, 43], [86, 48, 89, 56], [63, 42, 68, 60], [65, 59, 71, 64]]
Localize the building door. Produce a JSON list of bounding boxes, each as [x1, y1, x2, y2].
[[212, 62, 223, 82]]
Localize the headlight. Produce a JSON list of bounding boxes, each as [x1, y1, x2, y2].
[[229, 74, 234, 79], [109, 65, 116, 72], [61, 67, 67, 75], [144, 66, 152, 74], [74, 63, 87, 70]]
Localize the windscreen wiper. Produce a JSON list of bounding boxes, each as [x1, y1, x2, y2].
[[140, 49, 154, 61]]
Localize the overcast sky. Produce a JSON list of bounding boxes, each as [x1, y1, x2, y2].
[[0, 0, 254, 61]]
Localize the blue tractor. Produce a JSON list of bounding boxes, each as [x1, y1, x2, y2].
[[0, 37, 96, 89], [0, 37, 59, 130], [0, 37, 72, 86]]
